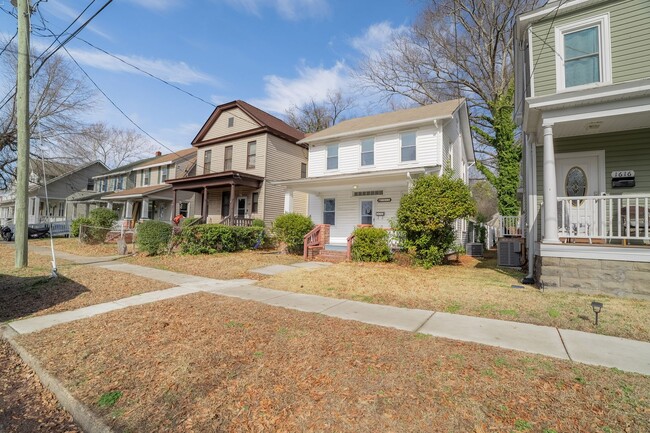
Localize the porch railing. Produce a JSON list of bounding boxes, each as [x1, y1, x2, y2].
[[220, 216, 254, 227], [303, 224, 324, 260], [557, 194, 650, 242], [499, 215, 522, 238]]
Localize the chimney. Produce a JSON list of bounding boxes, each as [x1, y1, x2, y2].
[[155, 151, 162, 157]]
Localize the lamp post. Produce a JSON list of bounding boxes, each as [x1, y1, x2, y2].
[[591, 301, 603, 326]]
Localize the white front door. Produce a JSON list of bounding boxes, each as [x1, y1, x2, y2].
[[360, 200, 373, 225], [555, 152, 604, 237]]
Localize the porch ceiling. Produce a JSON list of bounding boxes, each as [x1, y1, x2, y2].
[[166, 170, 263, 192], [547, 110, 650, 140]]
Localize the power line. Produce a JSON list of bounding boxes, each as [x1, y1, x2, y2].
[[0, 32, 17, 57]]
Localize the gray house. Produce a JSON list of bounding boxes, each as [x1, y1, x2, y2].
[[514, 0, 650, 297]]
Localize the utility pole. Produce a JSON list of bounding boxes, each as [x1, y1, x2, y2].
[[14, 0, 31, 268]]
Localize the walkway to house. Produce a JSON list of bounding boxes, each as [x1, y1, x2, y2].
[[9, 246, 650, 376]]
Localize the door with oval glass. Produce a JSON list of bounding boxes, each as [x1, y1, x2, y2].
[[555, 152, 604, 238]]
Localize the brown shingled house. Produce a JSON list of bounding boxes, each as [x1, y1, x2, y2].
[[166, 100, 308, 226]]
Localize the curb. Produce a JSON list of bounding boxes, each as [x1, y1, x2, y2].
[[1, 326, 114, 433]]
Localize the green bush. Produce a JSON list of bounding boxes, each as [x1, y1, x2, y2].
[[89, 207, 118, 228], [70, 217, 92, 237], [179, 224, 264, 255], [351, 227, 391, 262], [252, 219, 265, 228], [137, 220, 173, 256], [396, 174, 475, 268], [272, 213, 314, 254], [181, 216, 202, 227]]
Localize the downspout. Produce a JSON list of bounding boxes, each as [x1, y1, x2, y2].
[[522, 135, 536, 284]]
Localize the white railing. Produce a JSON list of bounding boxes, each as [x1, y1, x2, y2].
[[557, 194, 650, 242], [499, 215, 522, 237]]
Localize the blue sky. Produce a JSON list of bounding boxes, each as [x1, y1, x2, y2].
[[1, 0, 421, 153]]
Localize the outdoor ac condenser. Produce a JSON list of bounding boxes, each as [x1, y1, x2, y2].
[[465, 242, 484, 257], [497, 238, 523, 267]]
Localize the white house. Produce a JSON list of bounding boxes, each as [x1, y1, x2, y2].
[[279, 99, 474, 255]]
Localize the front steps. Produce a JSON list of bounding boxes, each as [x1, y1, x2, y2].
[[311, 244, 347, 263]]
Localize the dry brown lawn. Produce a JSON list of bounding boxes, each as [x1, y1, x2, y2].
[[30, 238, 129, 257], [261, 253, 650, 342], [19, 292, 650, 433], [0, 244, 171, 322], [125, 250, 301, 280]]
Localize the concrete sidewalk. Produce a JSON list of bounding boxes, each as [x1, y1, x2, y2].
[[19, 246, 650, 376]]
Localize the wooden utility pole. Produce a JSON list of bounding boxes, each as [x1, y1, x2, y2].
[[14, 0, 31, 268]]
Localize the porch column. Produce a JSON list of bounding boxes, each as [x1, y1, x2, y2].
[[229, 183, 236, 221], [107, 201, 113, 210], [84, 203, 90, 217], [542, 124, 560, 243], [201, 187, 208, 222], [141, 198, 150, 220], [284, 190, 294, 213], [171, 189, 177, 220], [125, 200, 133, 219]]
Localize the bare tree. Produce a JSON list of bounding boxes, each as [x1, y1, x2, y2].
[[471, 179, 498, 222], [285, 91, 354, 133], [0, 43, 95, 190], [59, 122, 156, 169], [358, 0, 544, 215]]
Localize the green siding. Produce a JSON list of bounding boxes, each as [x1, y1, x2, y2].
[[535, 128, 650, 196], [531, 0, 650, 96]]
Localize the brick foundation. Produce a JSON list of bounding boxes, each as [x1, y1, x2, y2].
[[535, 256, 650, 299]]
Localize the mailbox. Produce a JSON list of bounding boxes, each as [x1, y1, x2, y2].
[[611, 170, 635, 188]]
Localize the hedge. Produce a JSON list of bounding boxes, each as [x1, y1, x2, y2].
[[272, 213, 314, 254], [137, 220, 173, 256], [179, 224, 264, 255], [351, 227, 392, 262]]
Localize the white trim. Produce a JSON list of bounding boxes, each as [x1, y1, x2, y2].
[[554, 14, 611, 93], [400, 130, 417, 163], [236, 196, 248, 217], [359, 198, 374, 225], [528, 25, 535, 98], [540, 243, 650, 262]]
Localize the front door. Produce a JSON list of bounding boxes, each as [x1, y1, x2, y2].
[[555, 152, 604, 237], [237, 197, 247, 218], [360, 200, 373, 225]]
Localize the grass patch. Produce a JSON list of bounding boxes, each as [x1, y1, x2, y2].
[[98, 391, 123, 408]]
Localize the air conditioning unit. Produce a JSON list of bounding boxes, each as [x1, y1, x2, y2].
[[465, 242, 484, 257], [497, 238, 524, 267]]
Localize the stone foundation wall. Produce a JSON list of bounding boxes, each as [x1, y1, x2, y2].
[[535, 256, 650, 298]]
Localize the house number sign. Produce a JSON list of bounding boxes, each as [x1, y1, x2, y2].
[[611, 170, 634, 178]]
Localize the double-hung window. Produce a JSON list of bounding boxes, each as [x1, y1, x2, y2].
[[327, 144, 338, 170], [555, 15, 611, 90], [247, 141, 256, 169], [224, 146, 233, 170], [300, 163, 307, 178], [400, 132, 416, 162], [203, 149, 212, 174], [323, 198, 335, 225], [142, 168, 151, 186], [159, 165, 169, 183], [252, 192, 259, 213], [361, 138, 374, 166]]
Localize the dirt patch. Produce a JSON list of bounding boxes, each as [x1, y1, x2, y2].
[[125, 250, 302, 280], [30, 238, 125, 257], [19, 293, 650, 433], [260, 253, 650, 342], [0, 338, 81, 433], [0, 244, 172, 322]]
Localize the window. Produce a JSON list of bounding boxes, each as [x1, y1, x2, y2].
[[203, 149, 212, 174], [224, 146, 233, 170], [58, 204, 65, 217], [555, 15, 611, 90], [323, 198, 335, 225], [252, 192, 259, 213], [102, 179, 108, 192], [300, 162, 307, 178], [400, 132, 416, 162], [327, 144, 338, 170], [228, 117, 234, 127], [361, 138, 374, 166], [221, 191, 230, 217], [117, 176, 124, 190], [179, 202, 189, 217], [142, 168, 151, 186], [159, 165, 169, 183], [87, 178, 94, 191], [247, 141, 256, 169]]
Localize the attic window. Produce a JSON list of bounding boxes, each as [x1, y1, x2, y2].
[[228, 117, 234, 127], [353, 190, 384, 197]]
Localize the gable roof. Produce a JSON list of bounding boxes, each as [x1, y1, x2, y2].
[[28, 160, 109, 192], [133, 148, 197, 170], [29, 159, 76, 180], [192, 100, 306, 146], [100, 156, 158, 177], [299, 99, 465, 144]]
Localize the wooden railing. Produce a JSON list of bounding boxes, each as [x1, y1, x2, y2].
[[499, 215, 522, 238], [303, 225, 323, 260], [557, 194, 650, 242], [220, 216, 255, 227], [346, 233, 355, 261]]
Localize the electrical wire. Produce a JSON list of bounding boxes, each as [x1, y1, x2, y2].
[[0, 31, 17, 57]]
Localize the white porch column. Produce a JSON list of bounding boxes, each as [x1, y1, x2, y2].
[[542, 124, 560, 243], [141, 198, 150, 220], [107, 201, 113, 210], [284, 190, 294, 213], [125, 200, 133, 219], [31, 197, 40, 224]]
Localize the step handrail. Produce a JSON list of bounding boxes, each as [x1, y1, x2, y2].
[[303, 224, 323, 259]]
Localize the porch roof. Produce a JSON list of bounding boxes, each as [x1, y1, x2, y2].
[[66, 190, 105, 202], [165, 170, 264, 192], [102, 184, 171, 200], [274, 166, 439, 193]]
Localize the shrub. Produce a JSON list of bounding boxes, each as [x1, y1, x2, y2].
[[181, 216, 202, 228], [272, 213, 314, 254], [351, 227, 391, 262], [89, 207, 118, 228], [137, 220, 173, 256], [252, 218, 265, 228], [70, 217, 92, 237], [396, 174, 475, 268], [179, 224, 264, 255]]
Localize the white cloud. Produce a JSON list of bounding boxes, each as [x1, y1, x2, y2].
[[126, 0, 183, 11], [351, 21, 410, 57], [251, 60, 351, 114], [222, 0, 329, 20], [43, 2, 112, 40], [64, 47, 218, 86]]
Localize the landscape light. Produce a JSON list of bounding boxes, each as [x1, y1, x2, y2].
[[591, 301, 603, 325]]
